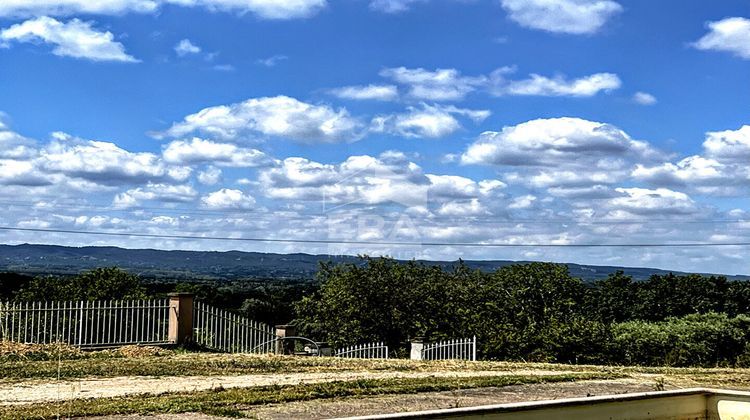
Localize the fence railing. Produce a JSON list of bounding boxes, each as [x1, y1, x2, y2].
[[0, 300, 170, 348], [422, 336, 476, 361], [335, 342, 389, 359], [193, 301, 276, 353]]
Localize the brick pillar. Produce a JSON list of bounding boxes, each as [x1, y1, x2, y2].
[[410, 338, 425, 360], [168, 293, 194, 345], [275, 324, 296, 355]]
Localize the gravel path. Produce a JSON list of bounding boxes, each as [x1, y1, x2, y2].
[[0, 369, 576, 405]]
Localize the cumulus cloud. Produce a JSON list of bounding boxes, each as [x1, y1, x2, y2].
[[607, 188, 697, 216], [0, 121, 37, 159], [197, 166, 222, 185], [461, 117, 660, 168], [632, 91, 657, 105], [380, 67, 486, 101], [329, 84, 398, 101], [371, 104, 489, 138], [0, 0, 327, 20], [113, 183, 198, 208], [702, 125, 750, 161], [437, 198, 489, 216], [39, 133, 188, 184], [174, 38, 200, 56], [500, 0, 623, 35], [0, 16, 138, 62], [259, 153, 433, 207], [201, 188, 255, 209], [162, 138, 274, 167], [691, 17, 750, 60], [156, 96, 364, 143], [427, 174, 505, 199], [633, 125, 750, 195], [493, 72, 621, 97]]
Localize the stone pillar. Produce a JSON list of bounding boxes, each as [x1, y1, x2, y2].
[[168, 293, 194, 346], [410, 338, 424, 360], [275, 324, 296, 355]]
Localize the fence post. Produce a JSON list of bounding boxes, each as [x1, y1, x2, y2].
[[168, 293, 194, 346], [410, 337, 424, 360], [274, 324, 295, 355]]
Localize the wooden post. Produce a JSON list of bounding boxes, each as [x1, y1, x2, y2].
[[275, 324, 295, 355], [168, 293, 194, 346]]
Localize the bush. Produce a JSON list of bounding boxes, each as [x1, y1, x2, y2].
[[611, 313, 750, 367]]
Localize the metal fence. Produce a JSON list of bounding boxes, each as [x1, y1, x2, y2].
[[0, 300, 170, 348], [193, 301, 276, 353], [422, 336, 476, 361], [335, 342, 389, 359]]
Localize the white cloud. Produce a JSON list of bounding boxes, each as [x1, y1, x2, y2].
[[494, 72, 621, 97], [0, 0, 327, 20], [632, 91, 657, 105], [380, 67, 486, 101], [173, 0, 327, 19], [508, 194, 536, 209], [500, 0, 623, 35], [0, 122, 37, 159], [437, 198, 489, 216], [40, 133, 187, 184], [0, 16, 138, 62], [703, 125, 750, 162], [113, 183, 198, 208], [259, 153, 431, 207], [256, 54, 287, 67], [197, 166, 222, 185], [691, 17, 750, 60], [461, 117, 660, 167], [607, 188, 697, 216], [157, 96, 364, 143], [371, 104, 489, 139], [0, 0, 159, 17], [162, 138, 273, 167], [174, 38, 200, 56], [632, 126, 750, 195], [427, 174, 505, 199], [329, 84, 398, 101], [369, 0, 425, 13], [201, 188, 255, 209], [632, 156, 728, 187]]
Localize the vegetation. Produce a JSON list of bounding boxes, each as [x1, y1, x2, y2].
[[297, 257, 750, 367], [5, 256, 750, 367], [0, 373, 617, 419]]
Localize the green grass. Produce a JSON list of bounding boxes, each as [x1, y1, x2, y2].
[[0, 372, 618, 420]]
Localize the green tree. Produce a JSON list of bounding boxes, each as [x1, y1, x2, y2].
[[16, 267, 147, 301]]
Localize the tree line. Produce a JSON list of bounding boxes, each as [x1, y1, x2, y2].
[[4, 258, 750, 367]]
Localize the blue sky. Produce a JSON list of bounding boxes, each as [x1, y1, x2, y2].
[[0, 0, 749, 274]]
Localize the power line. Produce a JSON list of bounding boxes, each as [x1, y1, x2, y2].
[[1, 226, 749, 248]]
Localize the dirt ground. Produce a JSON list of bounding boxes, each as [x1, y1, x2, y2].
[[76, 378, 665, 420], [0, 369, 576, 405]]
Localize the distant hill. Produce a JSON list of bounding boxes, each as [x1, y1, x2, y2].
[[0, 243, 747, 282]]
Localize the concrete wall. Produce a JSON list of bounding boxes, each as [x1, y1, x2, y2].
[[340, 388, 750, 420]]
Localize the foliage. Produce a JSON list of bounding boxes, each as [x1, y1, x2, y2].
[[15, 267, 147, 301], [611, 313, 750, 367]]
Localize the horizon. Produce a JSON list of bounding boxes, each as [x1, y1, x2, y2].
[[3, 242, 749, 278], [1, 1, 749, 275]]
